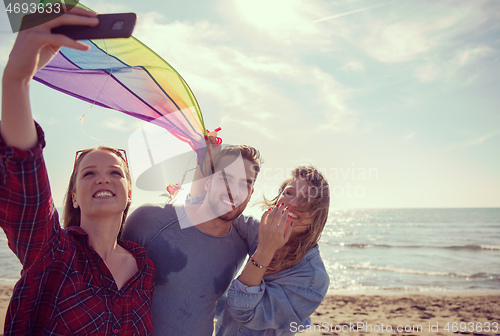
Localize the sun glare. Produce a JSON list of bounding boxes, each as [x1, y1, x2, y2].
[[232, 0, 320, 41]]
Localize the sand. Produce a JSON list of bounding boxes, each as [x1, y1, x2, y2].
[[0, 285, 499, 335], [0, 285, 12, 334], [307, 293, 500, 335]]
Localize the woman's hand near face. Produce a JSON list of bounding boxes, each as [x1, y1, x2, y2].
[[257, 204, 293, 256], [236, 204, 293, 287]]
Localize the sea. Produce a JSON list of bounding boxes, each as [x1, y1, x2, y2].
[[320, 207, 500, 293], [1, 207, 499, 293]]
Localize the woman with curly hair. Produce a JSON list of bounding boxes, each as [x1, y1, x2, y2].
[[216, 166, 331, 336]]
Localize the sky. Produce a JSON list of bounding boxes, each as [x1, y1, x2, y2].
[[0, 0, 499, 217]]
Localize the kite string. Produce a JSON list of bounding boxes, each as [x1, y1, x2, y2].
[[161, 156, 197, 203], [78, 39, 114, 143]]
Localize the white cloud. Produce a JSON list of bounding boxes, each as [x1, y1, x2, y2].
[[444, 130, 500, 151], [462, 131, 500, 147], [220, 116, 278, 140], [309, 68, 354, 132], [78, 0, 128, 13], [313, 1, 398, 23], [362, 21, 435, 63], [412, 44, 496, 84], [339, 61, 364, 73], [229, 0, 333, 50], [414, 63, 439, 83], [355, 1, 496, 64], [232, 0, 318, 36], [404, 131, 418, 140], [133, 12, 356, 140], [456, 46, 494, 67]]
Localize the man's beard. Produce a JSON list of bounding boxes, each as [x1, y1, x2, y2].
[[217, 207, 244, 221], [207, 195, 245, 222]]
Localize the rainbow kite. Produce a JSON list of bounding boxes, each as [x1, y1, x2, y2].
[[34, 36, 206, 152], [33, 20, 212, 192]]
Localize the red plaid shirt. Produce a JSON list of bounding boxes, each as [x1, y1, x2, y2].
[[0, 123, 155, 335]]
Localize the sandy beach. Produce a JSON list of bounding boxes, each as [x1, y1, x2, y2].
[[307, 293, 500, 335], [0, 285, 498, 335], [0, 285, 12, 334]]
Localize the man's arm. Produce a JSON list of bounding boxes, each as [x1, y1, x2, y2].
[[189, 132, 221, 196]]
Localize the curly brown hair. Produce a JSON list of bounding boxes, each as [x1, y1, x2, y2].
[[263, 165, 330, 275]]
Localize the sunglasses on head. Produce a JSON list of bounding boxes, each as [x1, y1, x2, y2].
[[74, 148, 128, 169]]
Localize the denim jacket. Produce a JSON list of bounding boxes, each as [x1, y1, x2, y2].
[[186, 193, 330, 335], [215, 246, 330, 336]]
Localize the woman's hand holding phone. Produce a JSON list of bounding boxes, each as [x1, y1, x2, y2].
[[1, 7, 97, 150], [6, 7, 98, 82]]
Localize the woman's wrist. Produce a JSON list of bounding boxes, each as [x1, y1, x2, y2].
[[2, 63, 33, 91], [249, 256, 271, 270], [250, 249, 275, 270], [237, 248, 276, 287]]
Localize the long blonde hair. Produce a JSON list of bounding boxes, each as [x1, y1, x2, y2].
[[263, 166, 330, 275], [62, 147, 132, 237]]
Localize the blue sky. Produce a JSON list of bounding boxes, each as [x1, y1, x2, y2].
[[1, 0, 499, 216]]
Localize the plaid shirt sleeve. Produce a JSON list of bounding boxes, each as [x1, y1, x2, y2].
[[0, 122, 59, 268]]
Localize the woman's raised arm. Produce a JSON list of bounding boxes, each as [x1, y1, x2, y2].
[[1, 7, 97, 150]]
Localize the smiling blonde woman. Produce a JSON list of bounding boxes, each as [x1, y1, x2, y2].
[[0, 8, 155, 335], [215, 166, 331, 336]]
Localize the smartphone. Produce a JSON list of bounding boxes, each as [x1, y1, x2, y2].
[[51, 13, 136, 40]]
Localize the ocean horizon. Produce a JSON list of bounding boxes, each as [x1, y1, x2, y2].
[[1, 207, 499, 293], [320, 207, 500, 293]]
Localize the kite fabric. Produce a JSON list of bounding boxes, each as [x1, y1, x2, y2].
[[33, 35, 208, 172]]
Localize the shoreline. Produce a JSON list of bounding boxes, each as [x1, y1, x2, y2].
[[1, 285, 498, 335]]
